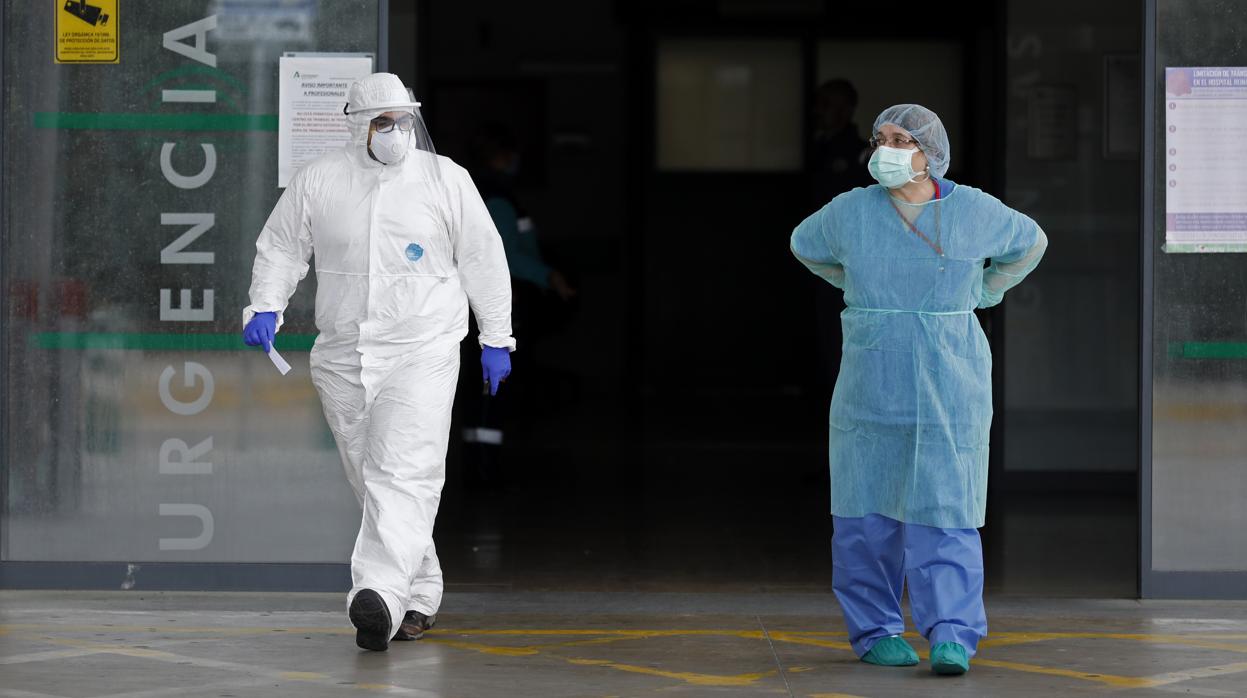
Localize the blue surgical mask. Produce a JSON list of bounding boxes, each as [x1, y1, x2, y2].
[[868, 145, 926, 189]]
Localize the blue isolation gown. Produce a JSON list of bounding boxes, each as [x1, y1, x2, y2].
[[791, 180, 1046, 529]]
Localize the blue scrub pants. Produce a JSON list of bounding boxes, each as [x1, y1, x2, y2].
[[832, 514, 987, 658]]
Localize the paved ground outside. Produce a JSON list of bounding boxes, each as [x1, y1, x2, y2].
[[4, 592, 1247, 697]]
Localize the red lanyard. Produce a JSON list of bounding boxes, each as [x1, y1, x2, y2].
[[889, 179, 943, 256]]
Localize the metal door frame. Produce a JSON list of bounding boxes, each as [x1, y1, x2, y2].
[[1139, 0, 1247, 600]]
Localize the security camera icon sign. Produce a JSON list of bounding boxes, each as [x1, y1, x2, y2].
[[63, 0, 110, 27]]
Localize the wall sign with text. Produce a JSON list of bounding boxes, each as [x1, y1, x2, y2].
[[1164, 67, 1247, 254], [55, 0, 119, 64]]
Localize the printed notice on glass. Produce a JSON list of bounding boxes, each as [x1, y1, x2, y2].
[[278, 55, 373, 188], [1164, 67, 1247, 253], [56, 0, 119, 64]]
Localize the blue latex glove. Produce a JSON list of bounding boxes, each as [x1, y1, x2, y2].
[[481, 346, 511, 396], [243, 312, 277, 352]]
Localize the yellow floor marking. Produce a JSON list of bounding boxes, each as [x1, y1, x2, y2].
[[808, 694, 871, 698], [765, 631, 855, 653], [978, 634, 1063, 649], [448, 628, 769, 639], [430, 628, 773, 654], [1142, 660, 1247, 688], [40, 636, 420, 694], [428, 630, 785, 687], [984, 631, 1247, 655], [0, 623, 352, 637], [422, 637, 540, 657], [1127, 634, 1247, 654], [972, 657, 1154, 689], [538, 636, 656, 649], [728, 629, 1247, 691], [45, 637, 181, 660], [567, 657, 777, 687]]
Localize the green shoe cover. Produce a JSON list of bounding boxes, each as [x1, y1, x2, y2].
[[861, 635, 919, 667], [930, 641, 970, 675]]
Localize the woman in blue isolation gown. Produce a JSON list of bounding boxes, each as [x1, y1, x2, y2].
[[790, 104, 1047, 675]]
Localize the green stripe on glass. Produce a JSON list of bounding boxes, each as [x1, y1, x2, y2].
[[1169, 342, 1247, 360], [143, 65, 249, 95], [33, 112, 278, 132], [33, 333, 315, 351]]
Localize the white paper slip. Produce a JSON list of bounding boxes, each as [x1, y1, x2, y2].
[[268, 347, 292, 376]]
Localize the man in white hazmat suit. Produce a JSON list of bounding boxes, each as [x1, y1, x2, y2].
[[241, 73, 515, 652]]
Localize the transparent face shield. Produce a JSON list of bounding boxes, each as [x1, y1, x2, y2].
[[343, 88, 441, 182]]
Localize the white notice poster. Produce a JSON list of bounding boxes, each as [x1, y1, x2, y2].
[[278, 55, 374, 188], [1164, 67, 1247, 253]]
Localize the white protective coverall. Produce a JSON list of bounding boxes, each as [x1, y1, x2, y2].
[[244, 74, 514, 636]]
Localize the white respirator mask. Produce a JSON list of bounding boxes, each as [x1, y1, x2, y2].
[[369, 128, 411, 165]]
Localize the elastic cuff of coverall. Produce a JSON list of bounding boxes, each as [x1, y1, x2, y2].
[[928, 623, 983, 656], [407, 600, 439, 616], [241, 306, 285, 333], [478, 336, 516, 352]]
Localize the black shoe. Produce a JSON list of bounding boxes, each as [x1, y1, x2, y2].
[[392, 611, 437, 641], [349, 589, 392, 652]]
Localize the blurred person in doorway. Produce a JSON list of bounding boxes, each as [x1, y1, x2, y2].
[[458, 122, 579, 488]]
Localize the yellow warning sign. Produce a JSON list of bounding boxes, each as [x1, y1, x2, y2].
[[55, 0, 119, 64]]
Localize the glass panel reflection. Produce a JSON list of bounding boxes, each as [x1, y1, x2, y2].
[[4, 1, 381, 563]]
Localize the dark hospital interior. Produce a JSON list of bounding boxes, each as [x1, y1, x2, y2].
[[380, 0, 1142, 598]]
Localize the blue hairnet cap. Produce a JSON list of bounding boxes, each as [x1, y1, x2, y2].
[[873, 104, 951, 178]]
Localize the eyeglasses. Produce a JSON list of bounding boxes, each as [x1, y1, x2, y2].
[[372, 114, 416, 133], [869, 133, 920, 150]]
